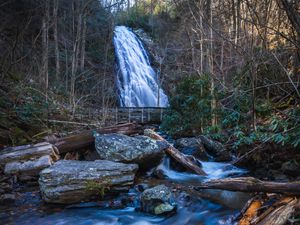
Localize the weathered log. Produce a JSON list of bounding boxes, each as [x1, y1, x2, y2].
[[0, 142, 59, 179], [144, 129, 207, 176], [49, 122, 142, 154], [5, 155, 53, 175], [195, 177, 300, 195], [39, 160, 138, 204], [0, 142, 59, 165]]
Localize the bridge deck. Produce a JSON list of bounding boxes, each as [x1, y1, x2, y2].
[[74, 107, 168, 124]]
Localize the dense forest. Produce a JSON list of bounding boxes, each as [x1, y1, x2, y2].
[[0, 0, 300, 224], [1, 0, 300, 147]]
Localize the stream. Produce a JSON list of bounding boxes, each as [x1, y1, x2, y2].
[[0, 154, 249, 225]]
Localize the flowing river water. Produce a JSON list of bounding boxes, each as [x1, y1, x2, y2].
[[0, 153, 249, 225]]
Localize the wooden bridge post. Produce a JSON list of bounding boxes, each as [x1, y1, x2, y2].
[[141, 108, 144, 123], [160, 108, 163, 121], [128, 108, 131, 123], [115, 107, 118, 124], [147, 108, 150, 122]]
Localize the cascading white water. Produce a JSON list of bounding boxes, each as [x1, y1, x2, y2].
[[113, 26, 169, 107]]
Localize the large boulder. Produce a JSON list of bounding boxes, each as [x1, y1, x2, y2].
[[174, 137, 209, 160], [95, 133, 167, 170], [140, 185, 176, 215], [39, 160, 138, 204], [198, 135, 231, 161]]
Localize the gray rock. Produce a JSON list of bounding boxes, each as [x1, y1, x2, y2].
[[95, 133, 167, 170], [175, 137, 202, 149], [0, 193, 15, 205], [174, 137, 209, 160], [199, 135, 231, 161], [39, 160, 138, 204], [141, 185, 176, 215]]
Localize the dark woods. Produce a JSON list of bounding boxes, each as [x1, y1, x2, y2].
[[0, 0, 299, 152]]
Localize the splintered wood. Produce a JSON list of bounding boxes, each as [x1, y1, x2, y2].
[[238, 196, 300, 225]]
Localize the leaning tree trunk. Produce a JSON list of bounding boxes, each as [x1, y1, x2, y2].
[[144, 129, 207, 175]]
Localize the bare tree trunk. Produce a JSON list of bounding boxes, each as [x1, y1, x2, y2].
[[200, 15, 204, 74], [53, 0, 60, 80], [208, 0, 217, 127], [144, 129, 207, 176], [42, 0, 50, 100], [64, 38, 69, 93], [252, 64, 257, 131], [70, 0, 82, 110], [80, 15, 87, 72], [280, 0, 300, 75], [232, 0, 237, 45]]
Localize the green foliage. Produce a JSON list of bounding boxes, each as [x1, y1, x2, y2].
[[161, 74, 214, 136], [162, 74, 300, 150], [267, 108, 300, 147], [13, 87, 49, 125], [116, 6, 151, 32]]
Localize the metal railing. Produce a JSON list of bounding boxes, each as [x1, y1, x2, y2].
[[74, 107, 168, 124]]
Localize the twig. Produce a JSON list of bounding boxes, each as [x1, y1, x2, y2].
[[271, 52, 300, 99], [47, 119, 100, 127]]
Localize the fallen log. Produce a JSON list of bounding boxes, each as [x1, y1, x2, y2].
[[0, 142, 59, 180], [0, 142, 59, 165], [144, 129, 207, 176], [49, 122, 142, 154], [5, 155, 54, 181], [195, 177, 300, 195]]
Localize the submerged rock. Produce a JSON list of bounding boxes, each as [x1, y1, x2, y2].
[[95, 133, 167, 170], [140, 185, 176, 215], [39, 160, 138, 204]]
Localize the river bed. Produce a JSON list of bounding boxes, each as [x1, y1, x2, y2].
[[0, 157, 249, 225]]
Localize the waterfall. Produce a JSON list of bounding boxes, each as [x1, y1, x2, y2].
[[113, 26, 169, 107]]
